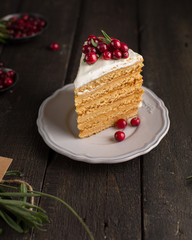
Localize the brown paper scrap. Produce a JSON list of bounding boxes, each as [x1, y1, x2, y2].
[[0, 156, 13, 182]]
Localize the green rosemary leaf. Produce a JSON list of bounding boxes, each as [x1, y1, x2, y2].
[[186, 176, 192, 180], [101, 30, 112, 44], [0, 192, 40, 198], [5, 171, 22, 176], [0, 38, 6, 44], [0, 199, 46, 213], [0, 228, 2, 234], [4, 205, 48, 231], [91, 38, 98, 47], [0, 184, 95, 240], [20, 183, 27, 202], [0, 210, 23, 233], [0, 32, 9, 39], [0, 24, 6, 28], [97, 37, 107, 44], [0, 188, 12, 200], [32, 190, 95, 240]]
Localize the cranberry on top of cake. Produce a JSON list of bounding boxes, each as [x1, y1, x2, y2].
[[82, 30, 129, 65]]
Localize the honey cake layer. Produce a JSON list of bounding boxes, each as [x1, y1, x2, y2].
[[78, 98, 142, 130], [74, 61, 144, 95], [76, 83, 143, 116], [79, 107, 139, 138], [75, 70, 142, 106], [77, 89, 144, 123]]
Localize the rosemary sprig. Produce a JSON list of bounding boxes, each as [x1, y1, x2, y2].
[[186, 176, 192, 180], [91, 38, 98, 47], [0, 20, 10, 44], [101, 30, 112, 44], [0, 182, 94, 240], [5, 171, 22, 176]]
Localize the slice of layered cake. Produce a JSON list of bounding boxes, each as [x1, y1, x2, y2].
[[74, 31, 144, 138]]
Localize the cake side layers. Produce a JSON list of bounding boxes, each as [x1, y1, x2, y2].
[[77, 94, 143, 130], [79, 107, 139, 138], [77, 88, 144, 124], [76, 80, 143, 116], [75, 60, 143, 95], [75, 65, 143, 105]]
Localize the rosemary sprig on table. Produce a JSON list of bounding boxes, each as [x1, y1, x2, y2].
[[0, 176, 94, 240], [0, 20, 10, 43]]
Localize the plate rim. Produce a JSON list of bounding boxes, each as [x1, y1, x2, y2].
[[37, 83, 170, 164]]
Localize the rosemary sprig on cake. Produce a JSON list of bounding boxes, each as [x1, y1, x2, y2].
[[82, 30, 129, 64]]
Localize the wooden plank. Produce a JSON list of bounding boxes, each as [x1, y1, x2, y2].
[[35, 0, 142, 240], [0, 0, 81, 238], [139, 0, 192, 239]]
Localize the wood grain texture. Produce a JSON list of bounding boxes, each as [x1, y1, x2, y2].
[[139, 0, 192, 239], [34, 0, 142, 240], [0, 0, 81, 238]]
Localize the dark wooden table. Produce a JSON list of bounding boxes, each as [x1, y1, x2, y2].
[[0, 0, 192, 239]]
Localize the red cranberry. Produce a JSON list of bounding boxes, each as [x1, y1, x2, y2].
[[87, 35, 97, 41], [49, 42, 60, 51], [38, 20, 46, 27], [0, 69, 4, 76], [131, 117, 140, 126], [22, 14, 29, 21], [82, 44, 91, 54], [110, 39, 121, 49], [103, 51, 112, 60], [97, 43, 108, 53], [91, 47, 97, 53], [120, 43, 129, 52], [4, 78, 13, 87], [122, 51, 129, 58], [116, 119, 127, 129], [107, 43, 114, 52], [87, 38, 99, 47], [114, 131, 125, 142], [0, 84, 4, 90], [85, 52, 97, 65], [7, 70, 15, 78], [14, 32, 21, 39], [97, 36, 105, 42], [112, 50, 122, 59], [17, 19, 24, 25], [0, 62, 4, 67], [21, 33, 27, 37], [10, 17, 17, 22]]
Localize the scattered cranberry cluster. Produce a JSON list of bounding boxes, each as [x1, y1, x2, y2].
[[114, 117, 140, 142], [0, 64, 16, 91], [82, 31, 129, 65], [5, 14, 46, 39]]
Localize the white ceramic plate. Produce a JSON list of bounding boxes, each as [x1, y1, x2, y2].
[[37, 84, 170, 164]]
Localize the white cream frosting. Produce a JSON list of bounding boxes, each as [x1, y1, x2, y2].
[[74, 49, 143, 89]]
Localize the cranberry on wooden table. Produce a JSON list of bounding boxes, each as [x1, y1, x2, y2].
[[49, 42, 60, 51]]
